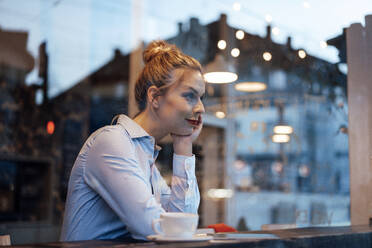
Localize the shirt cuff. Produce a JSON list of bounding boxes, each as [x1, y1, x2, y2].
[[172, 154, 196, 179]]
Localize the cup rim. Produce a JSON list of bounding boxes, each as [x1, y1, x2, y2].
[[160, 212, 198, 218]]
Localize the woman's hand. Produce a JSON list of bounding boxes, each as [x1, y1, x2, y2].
[[171, 116, 203, 156]]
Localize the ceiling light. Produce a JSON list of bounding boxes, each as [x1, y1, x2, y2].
[[207, 188, 233, 199], [203, 54, 238, 84], [272, 134, 290, 143], [273, 125, 293, 134], [235, 82, 267, 92], [204, 72, 238, 84], [215, 111, 226, 119]]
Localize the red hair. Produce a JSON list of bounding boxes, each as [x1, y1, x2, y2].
[[135, 40, 202, 112]]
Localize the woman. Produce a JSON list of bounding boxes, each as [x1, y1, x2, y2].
[[60, 40, 205, 241]]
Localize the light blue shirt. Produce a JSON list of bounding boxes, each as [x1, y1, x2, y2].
[[60, 114, 200, 241]]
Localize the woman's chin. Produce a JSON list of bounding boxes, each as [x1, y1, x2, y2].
[[172, 127, 193, 136]]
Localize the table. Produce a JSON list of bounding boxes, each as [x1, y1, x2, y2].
[[6, 225, 372, 248]]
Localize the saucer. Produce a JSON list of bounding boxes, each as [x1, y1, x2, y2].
[[147, 234, 212, 243]]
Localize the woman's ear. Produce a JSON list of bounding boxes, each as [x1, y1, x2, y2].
[[147, 85, 161, 109]]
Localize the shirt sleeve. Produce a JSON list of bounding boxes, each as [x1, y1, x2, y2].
[[159, 154, 200, 214], [83, 127, 164, 240]]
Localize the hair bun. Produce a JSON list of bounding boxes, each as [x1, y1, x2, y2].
[[143, 40, 176, 64]]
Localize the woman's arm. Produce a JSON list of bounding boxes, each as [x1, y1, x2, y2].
[[83, 127, 164, 240], [154, 154, 200, 213], [168, 154, 200, 213], [157, 121, 202, 213]]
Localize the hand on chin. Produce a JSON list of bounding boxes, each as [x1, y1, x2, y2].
[[171, 121, 203, 156], [170, 130, 193, 137], [171, 121, 203, 144]]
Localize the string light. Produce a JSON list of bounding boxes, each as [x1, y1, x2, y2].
[[217, 40, 227, 50], [232, 2, 241, 11], [263, 52, 272, 61], [303, 1, 311, 8], [265, 14, 272, 23], [298, 49, 306, 59], [235, 30, 244, 40], [272, 27, 280, 36], [231, 48, 240, 57], [214, 2, 326, 62], [220, 1, 330, 64], [320, 41, 328, 49]]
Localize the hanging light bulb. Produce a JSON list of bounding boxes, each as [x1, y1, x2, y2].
[[320, 41, 328, 48], [232, 2, 241, 11], [272, 27, 280, 36], [263, 52, 272, 61], [298, 49, 306, 59], [231, 48, 240, 57], [235, 30, 244, 40], [265, 14, 272, 23], [217, 40, 227, 50], [303, 1, 310, 8]]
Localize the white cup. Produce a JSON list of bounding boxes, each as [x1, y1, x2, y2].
[[152, 212, 199, 238]]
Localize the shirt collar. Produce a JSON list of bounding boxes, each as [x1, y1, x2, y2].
[[115, 114, 162, 151], [116, 114, 149, 138]]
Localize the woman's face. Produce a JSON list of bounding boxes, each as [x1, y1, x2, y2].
[[156, 69, 205, 136]]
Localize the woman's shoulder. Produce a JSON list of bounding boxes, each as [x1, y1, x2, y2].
[[89, 124, 133, 148]]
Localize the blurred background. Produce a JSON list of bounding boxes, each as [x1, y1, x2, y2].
[[0, 0, 371, 244]]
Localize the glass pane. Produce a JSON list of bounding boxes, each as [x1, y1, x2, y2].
[[0, 0, 371, 244]]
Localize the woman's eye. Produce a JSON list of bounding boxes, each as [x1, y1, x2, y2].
[[183, 93, 196, 101], [183, 92, 204, 105]]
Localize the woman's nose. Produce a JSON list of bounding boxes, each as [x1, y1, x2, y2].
[[194, 99, 205, 114]]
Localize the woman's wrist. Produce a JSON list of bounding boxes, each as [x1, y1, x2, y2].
[[173, 141, 192, 157]]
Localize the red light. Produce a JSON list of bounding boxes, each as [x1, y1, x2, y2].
[[47, 121, 55, 135]]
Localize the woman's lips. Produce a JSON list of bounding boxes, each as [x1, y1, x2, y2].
[[186, 116, 201, 126], [186, 119, 200, 126]]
